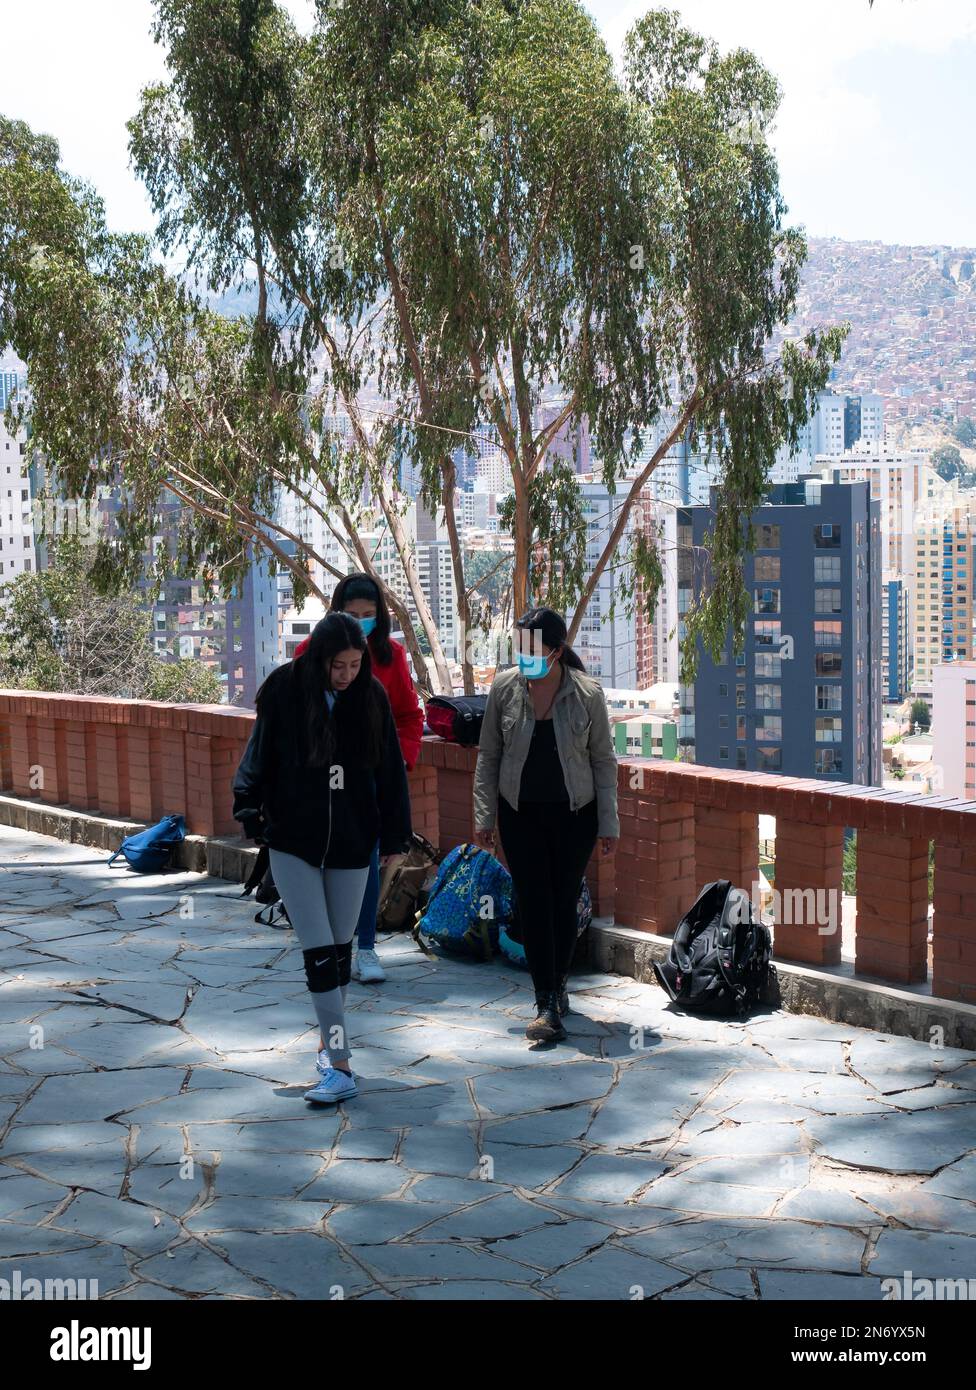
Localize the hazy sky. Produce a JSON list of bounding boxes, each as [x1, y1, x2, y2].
[[3, 0, 974, 248]]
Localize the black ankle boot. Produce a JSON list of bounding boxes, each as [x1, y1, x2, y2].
[[557, 976, 570, 1017], [526, 991, 567, 1042]]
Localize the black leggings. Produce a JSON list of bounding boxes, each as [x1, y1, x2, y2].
[[497, 795, 598, 995]]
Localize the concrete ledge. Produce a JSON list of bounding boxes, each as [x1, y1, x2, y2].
[[0, 795, 258, 883], [591, 921, 976, 1052]]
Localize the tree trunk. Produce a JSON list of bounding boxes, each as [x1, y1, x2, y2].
[[440, 454, 475, 694]]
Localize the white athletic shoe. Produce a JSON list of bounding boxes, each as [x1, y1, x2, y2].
[[305, 1068, 357, 1103], [354, 949, 386, 983]]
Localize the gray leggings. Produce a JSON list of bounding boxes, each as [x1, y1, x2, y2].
[[269, 850, 369, 1067]]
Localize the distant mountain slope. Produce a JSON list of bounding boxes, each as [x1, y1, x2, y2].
[[775, 237, 976, 421]]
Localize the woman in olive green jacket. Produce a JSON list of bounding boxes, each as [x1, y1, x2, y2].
[[473, 607, 618, 1042]]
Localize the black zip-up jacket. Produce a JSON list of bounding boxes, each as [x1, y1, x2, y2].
[[232, 662, 412, 869]]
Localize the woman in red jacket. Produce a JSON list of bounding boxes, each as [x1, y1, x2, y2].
[[294, 573, 423, 982]]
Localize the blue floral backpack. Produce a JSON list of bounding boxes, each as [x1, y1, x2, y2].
[[414, 844, 513, 961], [499, 877, 593, 969]]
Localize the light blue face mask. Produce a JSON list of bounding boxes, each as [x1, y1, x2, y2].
[[350, 614, 376, 637], [516, 650, 554, 680]]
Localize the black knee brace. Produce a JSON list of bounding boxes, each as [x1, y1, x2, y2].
[[336, 941, 353, 988], [303, 945, 339, 993]]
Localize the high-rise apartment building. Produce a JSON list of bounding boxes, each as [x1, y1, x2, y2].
[[913, 499, 976, 691], [772, 390, 886, 482], [571, 481, 637, 688], [678, 473, 882, 784], [882, 575, 910, 702], [933, 661, 976, 799], [0, 414, 35, 590]]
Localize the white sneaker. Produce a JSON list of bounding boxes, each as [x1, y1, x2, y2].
[[305, 1068, 357, 1103], [354, 949, 386, 983]]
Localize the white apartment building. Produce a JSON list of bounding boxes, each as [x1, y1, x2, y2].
[[0, 413, 35, 591], [572, 480, 637, 688], [771, 390, 886, 482], [822, 444, 951, 580], [933, 660, 976, 799]]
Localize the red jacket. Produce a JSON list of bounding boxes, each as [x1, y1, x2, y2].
[[292, 632, 424, 771]]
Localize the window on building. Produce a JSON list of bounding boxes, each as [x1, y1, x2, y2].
[[815, 523, 841, 548], [814, 620, 842, 648], [754, 587, 781, 614], [816, 716, 842, 743], [816, 685, 842, 711], [754, 556, 780, 582], [754, 620, 781, 648], [753, 524, 781, 549], [755, 684, 781, 710], [755, 715, 782, 742], [755, 653, 782, 677], [814, 588, 842, 614], [815, 748, 843, 775], [757, 747, 782, 772]]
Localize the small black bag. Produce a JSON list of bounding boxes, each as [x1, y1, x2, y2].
[[653, 879, 771, 1017], [241, 845, 291, 930], [425, 695, 489, 746]]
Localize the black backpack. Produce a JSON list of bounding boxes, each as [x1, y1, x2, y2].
[[241, 846, 291, 930], [653, 879, 771, 1017], [424, 695, 488, 746]]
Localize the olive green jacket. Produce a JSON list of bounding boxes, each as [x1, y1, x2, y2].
[[473, 664, 620, 837]]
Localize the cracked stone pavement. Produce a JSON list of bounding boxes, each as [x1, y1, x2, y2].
[[1, 824, 975, 1301]]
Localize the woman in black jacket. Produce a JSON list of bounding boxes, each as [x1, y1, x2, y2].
[[232, 613, 411, 1104]]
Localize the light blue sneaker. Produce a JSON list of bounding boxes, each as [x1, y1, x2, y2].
[[305, 1067, 357, 1104]]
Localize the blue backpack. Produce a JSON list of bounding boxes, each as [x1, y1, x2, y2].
[[414, 844, 513, 961], [499, 877, 593, 969], [108, 815, 186, 873]]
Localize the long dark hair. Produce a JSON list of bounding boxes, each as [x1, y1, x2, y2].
[[515, 607, 586, 672], [295, 612, 385, 768], [331, 572, 393, 667]]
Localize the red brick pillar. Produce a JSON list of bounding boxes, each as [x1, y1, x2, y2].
[[32, 716, 65, 804], [64, 719, 96, 810], [931, 842, 976, 1004], [152, 727, 187, 824], [9, 710, 35, 798], [0, 702, 12, 791], [184, 731, 218, 836], [584, 842, 616, 919], [615, 781, 695, 936], [436, 745, 479, 850], [210, 736, 247, 836], [855, 829, 929, 984], [407, 762, 439, 843], [94, 723, 128, 817], [694, 806, 759, 897], [125, 724, 154, 825], [773, 819, 844, 965]]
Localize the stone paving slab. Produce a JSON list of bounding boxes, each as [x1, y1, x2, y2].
[[1, 824, 975, 1300]]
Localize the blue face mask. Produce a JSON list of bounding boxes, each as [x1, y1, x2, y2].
[[349, 613, 376, 637], [517, 650, 554, 680]]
